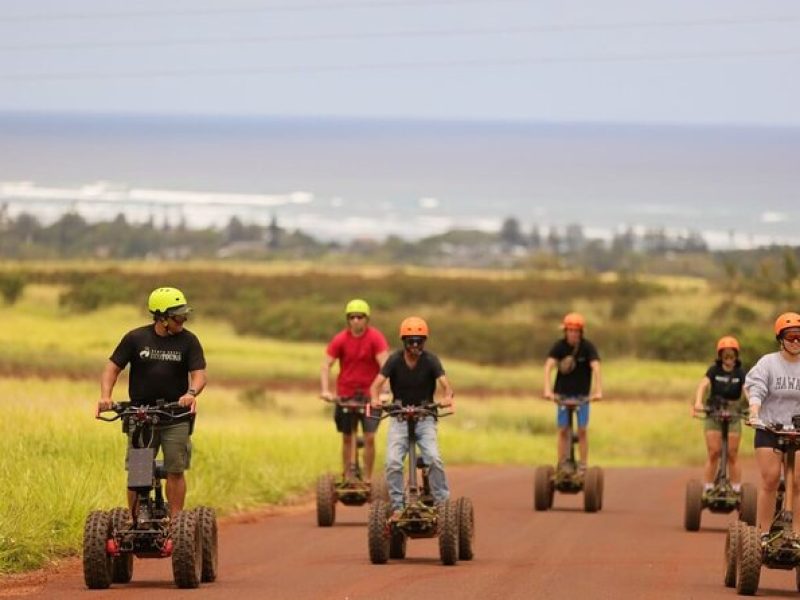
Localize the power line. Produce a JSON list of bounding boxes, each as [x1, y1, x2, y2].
[[0, 0, 530, 23], [3, 47, 798, 82], [1, 16, 798, 52]]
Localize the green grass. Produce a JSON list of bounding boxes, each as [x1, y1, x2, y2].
[[0, 375, 750, 574], [0, 284, 704, 399]]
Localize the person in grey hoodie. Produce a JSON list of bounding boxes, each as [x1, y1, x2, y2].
[[745, 312, 800, 537]]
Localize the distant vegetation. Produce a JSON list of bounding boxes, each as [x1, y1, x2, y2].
[[0, 260, 789, 366]]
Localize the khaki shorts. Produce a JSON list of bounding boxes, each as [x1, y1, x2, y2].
[[126, 421, 192, 474], [704, 417, 742, 435]]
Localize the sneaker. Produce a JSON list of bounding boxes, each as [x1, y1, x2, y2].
[[389, 509, 403, 523], [577, 462, 587, 474], [760, 533, 770, 548]]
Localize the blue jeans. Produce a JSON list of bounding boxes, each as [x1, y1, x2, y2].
[[557, 400, 590, 429], [385, 416, 450, 510]]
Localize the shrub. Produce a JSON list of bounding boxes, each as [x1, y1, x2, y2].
[[0, 273, 25, 304]]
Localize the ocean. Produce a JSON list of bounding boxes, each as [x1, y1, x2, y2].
[[0, 112, 798, 248]]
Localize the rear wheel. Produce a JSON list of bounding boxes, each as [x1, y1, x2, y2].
[[82, 510, 112, 589], [194, 506, 218, 583], [583, 467, 601, 513], [739, 483, 757, 527], [534, 466, 554, 511], [457, 497, 475, 561], [367, 500, 390, 564], [438, 501, 459, 566], [389, 527, 407, 559], [684, 479, 703, 531], [316, 473, 337, 527], [172, 510, 202, 589], [108, 507, 133, 584], [724, 521, 740, 588], [736, 525, 761, 596]]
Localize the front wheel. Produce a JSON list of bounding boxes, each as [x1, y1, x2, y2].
[[534, 466, 554, 511], [316, 473, 337, 527], [367, 500, 390, 564], [583, 467, 602, 513], [736, 525, 761, 596], [438, 501, 459, 566], [82, 510, 112, 589], [738, 483, 757, 527], [684, 479, 703, 531], [171, 510, 202, 589]]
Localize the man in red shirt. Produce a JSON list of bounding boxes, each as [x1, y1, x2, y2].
[[321, 298, 389, 483]]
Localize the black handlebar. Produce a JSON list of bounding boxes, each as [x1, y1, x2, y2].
[[97, 401, 191, 423], [373, 401, 453, 421]]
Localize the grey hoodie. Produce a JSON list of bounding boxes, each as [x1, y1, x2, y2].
[[745, 351, 800, 426]]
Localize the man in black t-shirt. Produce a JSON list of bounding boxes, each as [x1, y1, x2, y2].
[[543, 313, 603, 469], [97, 286, 207, 519], [370, 316, 454, 518]]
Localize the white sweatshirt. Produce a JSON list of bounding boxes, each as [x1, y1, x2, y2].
[[745, 351, 800, 426]]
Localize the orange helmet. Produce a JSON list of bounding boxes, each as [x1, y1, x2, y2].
[[562, 312, 585, 330], [774, 312, 800, 337], [716, 336, 740, 354], [399, 316, 429, 338]]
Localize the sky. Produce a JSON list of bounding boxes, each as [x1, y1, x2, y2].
[[0, 0, 798, 125]]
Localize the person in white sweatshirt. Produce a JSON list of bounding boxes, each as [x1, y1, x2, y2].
[[745, 312, 800, 538]]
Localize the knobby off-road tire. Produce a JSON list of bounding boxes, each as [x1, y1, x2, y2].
[[109, 507, 133, 584], [739, 483, 757, 527], [457, 496, 475, 561], [438, 501, 459, 566], [736, 525, 761, 596], [583, 467, 602, 513], [316, 473, 337, 527], [724, 521, 741, 588], [389, 527, 407, 559], [684, 479, 703, 531], [371, 475, 390, 503], [195, 506, 219, 583], [534, 466, 554, 511], [172, 510, 202, 589], [83, 510, 112, 589], [368, 500, 390, 564], [597, 467, 605, 510]]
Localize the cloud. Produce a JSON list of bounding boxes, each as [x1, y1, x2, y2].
[[418, 197, 439, 209], [761, 211, 787, 224]]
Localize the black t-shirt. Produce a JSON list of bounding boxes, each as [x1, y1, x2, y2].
[[705, 363, 746, 405], [380, 349, 445, 406], [547, 338, 600, 396], [110, 325, 206, 407]]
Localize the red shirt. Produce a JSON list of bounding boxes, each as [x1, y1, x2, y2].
[[326, 327, 389, 397]]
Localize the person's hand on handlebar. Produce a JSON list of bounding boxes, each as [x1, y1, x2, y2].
[[440, 393, 454, 408], [543, 390, 555, 401], [320, 391, 334, 402], [178, 392, 197, 413], [591, 392, 603, 402], [691, 401, 704, 417], [97, 397, 113, 415]]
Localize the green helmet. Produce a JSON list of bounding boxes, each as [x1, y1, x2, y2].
[[345, 298, 370, 317], [148, 287, 191, 316]]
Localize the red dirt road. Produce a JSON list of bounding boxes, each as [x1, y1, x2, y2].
[[6, 466, 796, 599]]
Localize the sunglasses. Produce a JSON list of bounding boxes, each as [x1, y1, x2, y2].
[[784, 334, 800, 343], [168, 314, 189, 323], [347, 314, 367, 321], [403, 336, 426, 346], [720, 352, 737, 360]]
